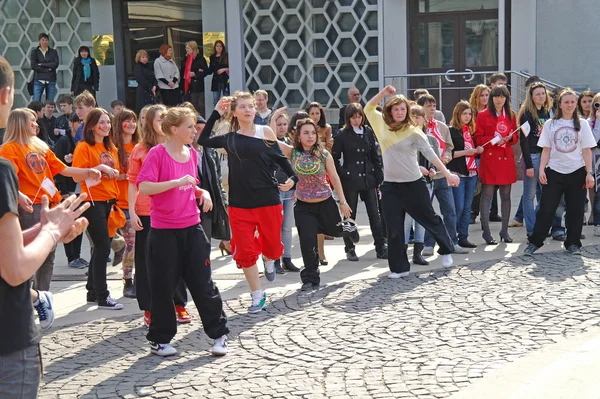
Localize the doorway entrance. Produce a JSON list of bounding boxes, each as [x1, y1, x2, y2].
[[122, 0, 203, 113], [409, 0, 507, 117]]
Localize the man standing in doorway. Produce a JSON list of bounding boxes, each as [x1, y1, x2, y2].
[[30, 33, 59, 102]]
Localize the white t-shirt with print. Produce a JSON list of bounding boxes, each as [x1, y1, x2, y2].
[[538, 118, 596, 174]]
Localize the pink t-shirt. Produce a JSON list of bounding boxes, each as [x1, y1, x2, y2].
[[137, 144, 200, 229]]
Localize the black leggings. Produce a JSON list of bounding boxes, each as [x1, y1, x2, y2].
[[135, 216, 187, 312], [83, 201, 112, 301], [480, 184, 511, 240]]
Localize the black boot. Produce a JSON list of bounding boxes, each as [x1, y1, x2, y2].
[[282, 257, 300, 272], [123, 278, 136, 298], [412, 243, 429, 265], [376, 244, 388, 259]]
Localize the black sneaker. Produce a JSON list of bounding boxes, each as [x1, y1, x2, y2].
[[274, 259, 285, 274], [98, 296, 124, 310], [339, 218, 360, 243], [524, 243, 539, 256], [566, 245, 582, 255], [300, 282, 318, 291], [376, 245, 388, 259], [553, 234, 566, 242], [346, 249, 359, 262]]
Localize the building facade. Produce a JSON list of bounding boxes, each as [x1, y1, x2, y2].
[[0, 0, 597, 120]]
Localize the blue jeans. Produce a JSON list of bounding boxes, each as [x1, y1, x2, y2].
[[551, 195, 566, 237], [33, 80, 56, 102], [212, 82, 228, 105], [0, 345, 41, 398], [425, 178, 457, 247], [514, 197, 524, 222], [451, 175, 477, 241], [280, 190, 295, 258], [404, 183, 432, 244], [522, 153, 543, 235]]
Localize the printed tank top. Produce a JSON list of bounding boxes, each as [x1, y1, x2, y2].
[[291, 148, 332, 201]]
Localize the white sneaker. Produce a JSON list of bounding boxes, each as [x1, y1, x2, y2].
[[453, 244, 469, 254], [34, 291, 55, 331], [594, 225, 600, 237], [150, 342, 177, 357], [212, 335, 228, 356], [388, 272, 410, 279], [422, 246, 434, 256], [441, 254, 453, 267]]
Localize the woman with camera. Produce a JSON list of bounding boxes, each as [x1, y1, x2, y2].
[[587, 93, 600, 235]]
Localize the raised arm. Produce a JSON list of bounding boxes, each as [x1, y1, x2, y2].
[[197, 100, 230, 149], [367, 85, 396, 108]]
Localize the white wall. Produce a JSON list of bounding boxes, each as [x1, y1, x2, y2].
[[90, 0, 117, 110], [381, 0, 409, 92], [536, 0, 599, 90], [510, 0, 536, 76]]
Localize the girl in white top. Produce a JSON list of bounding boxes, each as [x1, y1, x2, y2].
[[525, 89, 596, 255]]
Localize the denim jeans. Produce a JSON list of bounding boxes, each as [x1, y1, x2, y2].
[[451, 175, 477, 241], [425, 178, 457, 247], [521, 153, 543, 235], [514, 197, 524, 222], [280, 189, 295, 258], [404, 182, 432, 244], [551, 195, 566, 237], [33, 80, 56, 102], [0, 345, 41, 398], [19, 204, 55, 291]]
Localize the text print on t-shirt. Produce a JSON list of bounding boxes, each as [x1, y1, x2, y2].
[[26, 152, 47, 174], [178, 183, 194, 191], [553, 126, 579, 153], [100, 152, 116, 168]]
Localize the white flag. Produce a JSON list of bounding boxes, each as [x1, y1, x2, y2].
[[491, 135, 502, 145], [521, 121, 531, 137], [41, 177, 57, 197]]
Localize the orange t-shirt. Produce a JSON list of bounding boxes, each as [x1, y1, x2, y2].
[[73, 141, 120, 202], [126, 143, 151, 216], [116, 141, 135, 209], [0, 142, 65, 204]]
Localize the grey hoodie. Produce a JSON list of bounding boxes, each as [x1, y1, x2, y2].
[[154, 56, 180, 90]]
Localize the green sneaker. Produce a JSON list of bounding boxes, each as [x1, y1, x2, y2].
[[248, 291, 266, 314]]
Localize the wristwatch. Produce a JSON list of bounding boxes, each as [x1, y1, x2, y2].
[[588, 171, 594, 176]]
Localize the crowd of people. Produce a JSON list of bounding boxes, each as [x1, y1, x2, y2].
[[1, 34, 599, 396]]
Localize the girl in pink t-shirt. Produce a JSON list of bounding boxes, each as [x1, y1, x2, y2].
[[137, 107, 229, 358]]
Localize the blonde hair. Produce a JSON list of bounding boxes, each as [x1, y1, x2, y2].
[[161, 107, 196, 136], [229, 91, 256, 131], [254, 89, 268, 99], [3, 108, 48, 154], [469, 84, 490, 115], [517, 81, 550, 124], [185, 41, 199, 55], [135, 49, 149, 63], [382, 95, 414, 131]]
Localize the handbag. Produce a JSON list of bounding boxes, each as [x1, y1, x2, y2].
[[211, 202, 231, 240], [27, 78, 34, 96]]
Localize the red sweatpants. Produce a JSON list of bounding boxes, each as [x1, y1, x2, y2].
[[228, 204, 284, 268]]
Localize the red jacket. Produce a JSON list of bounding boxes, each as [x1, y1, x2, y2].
[[474, 109, 518, 185]]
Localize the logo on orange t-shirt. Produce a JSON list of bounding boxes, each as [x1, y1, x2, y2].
[[26, 152, 47, 174], [100, 152, 116, 168]]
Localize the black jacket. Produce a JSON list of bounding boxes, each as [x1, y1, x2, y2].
[[332, 125, 383, 192], [208, 53, 229, 92], [54, 134, 77, 195], [180, 54, 209, 94], [30, 47, 59, 82], [134, 62, 158, 113], [71, 56, 100, 92], [195, 147, 230, 240]]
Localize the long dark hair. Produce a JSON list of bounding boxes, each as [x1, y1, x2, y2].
[[213, 40, 228, 64], [111, 108, 141, 171], [293, 118, 323, 157], [487, 85, 514, 120], [288, 111, 309, 137], [343, 103, 365, 130], [553, 88, 581, 132], [305, 102, 327, 127], [83, 108, 115, 151]]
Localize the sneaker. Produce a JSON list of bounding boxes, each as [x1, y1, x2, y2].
[[441, 254, 453, 267], [422, 246, 434, 256], [97, 296, 124, 310], [301, 282, 318, 291], [263, 259, 276, 282], [553, 234, 566, 242], [567, 245, 582, 255], [175, 305, 192, 324], [212, 335, 228, 356], [595, 226, 600, 237], [143, 311, 151, 328], [388, 272, 410, 279], [248, 291, 266, 314], [34, 291, 54, 331], [274, 259, 285, 275], [339, 218, 360, 243], [78, 258, 89, 267], [458, 239, 477, 248], [524, 243, 539, 256], [123, 279, 136, 298], [346, 249, 359, 262], [68, 259, 86, 269], [376, 245, 388, 259], [508, 219, 524, 227], [150, 342, 177, 357], [453, 244, 469, 254]]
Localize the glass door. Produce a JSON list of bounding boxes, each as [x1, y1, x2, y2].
[[409, 1, 499, 117]]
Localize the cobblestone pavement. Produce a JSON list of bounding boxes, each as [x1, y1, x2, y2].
[[39, 246, 600, 399]]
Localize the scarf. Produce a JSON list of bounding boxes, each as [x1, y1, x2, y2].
[[183, 55, 194, 95], [81, 58, 92, 82], [427, 119, 446, 153], [462, 125, 477, 171], [494, 108, 509, 148]]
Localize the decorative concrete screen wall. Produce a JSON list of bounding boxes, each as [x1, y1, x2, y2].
[[242, 0, 378, 111], [0, 0, 92, 107]]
